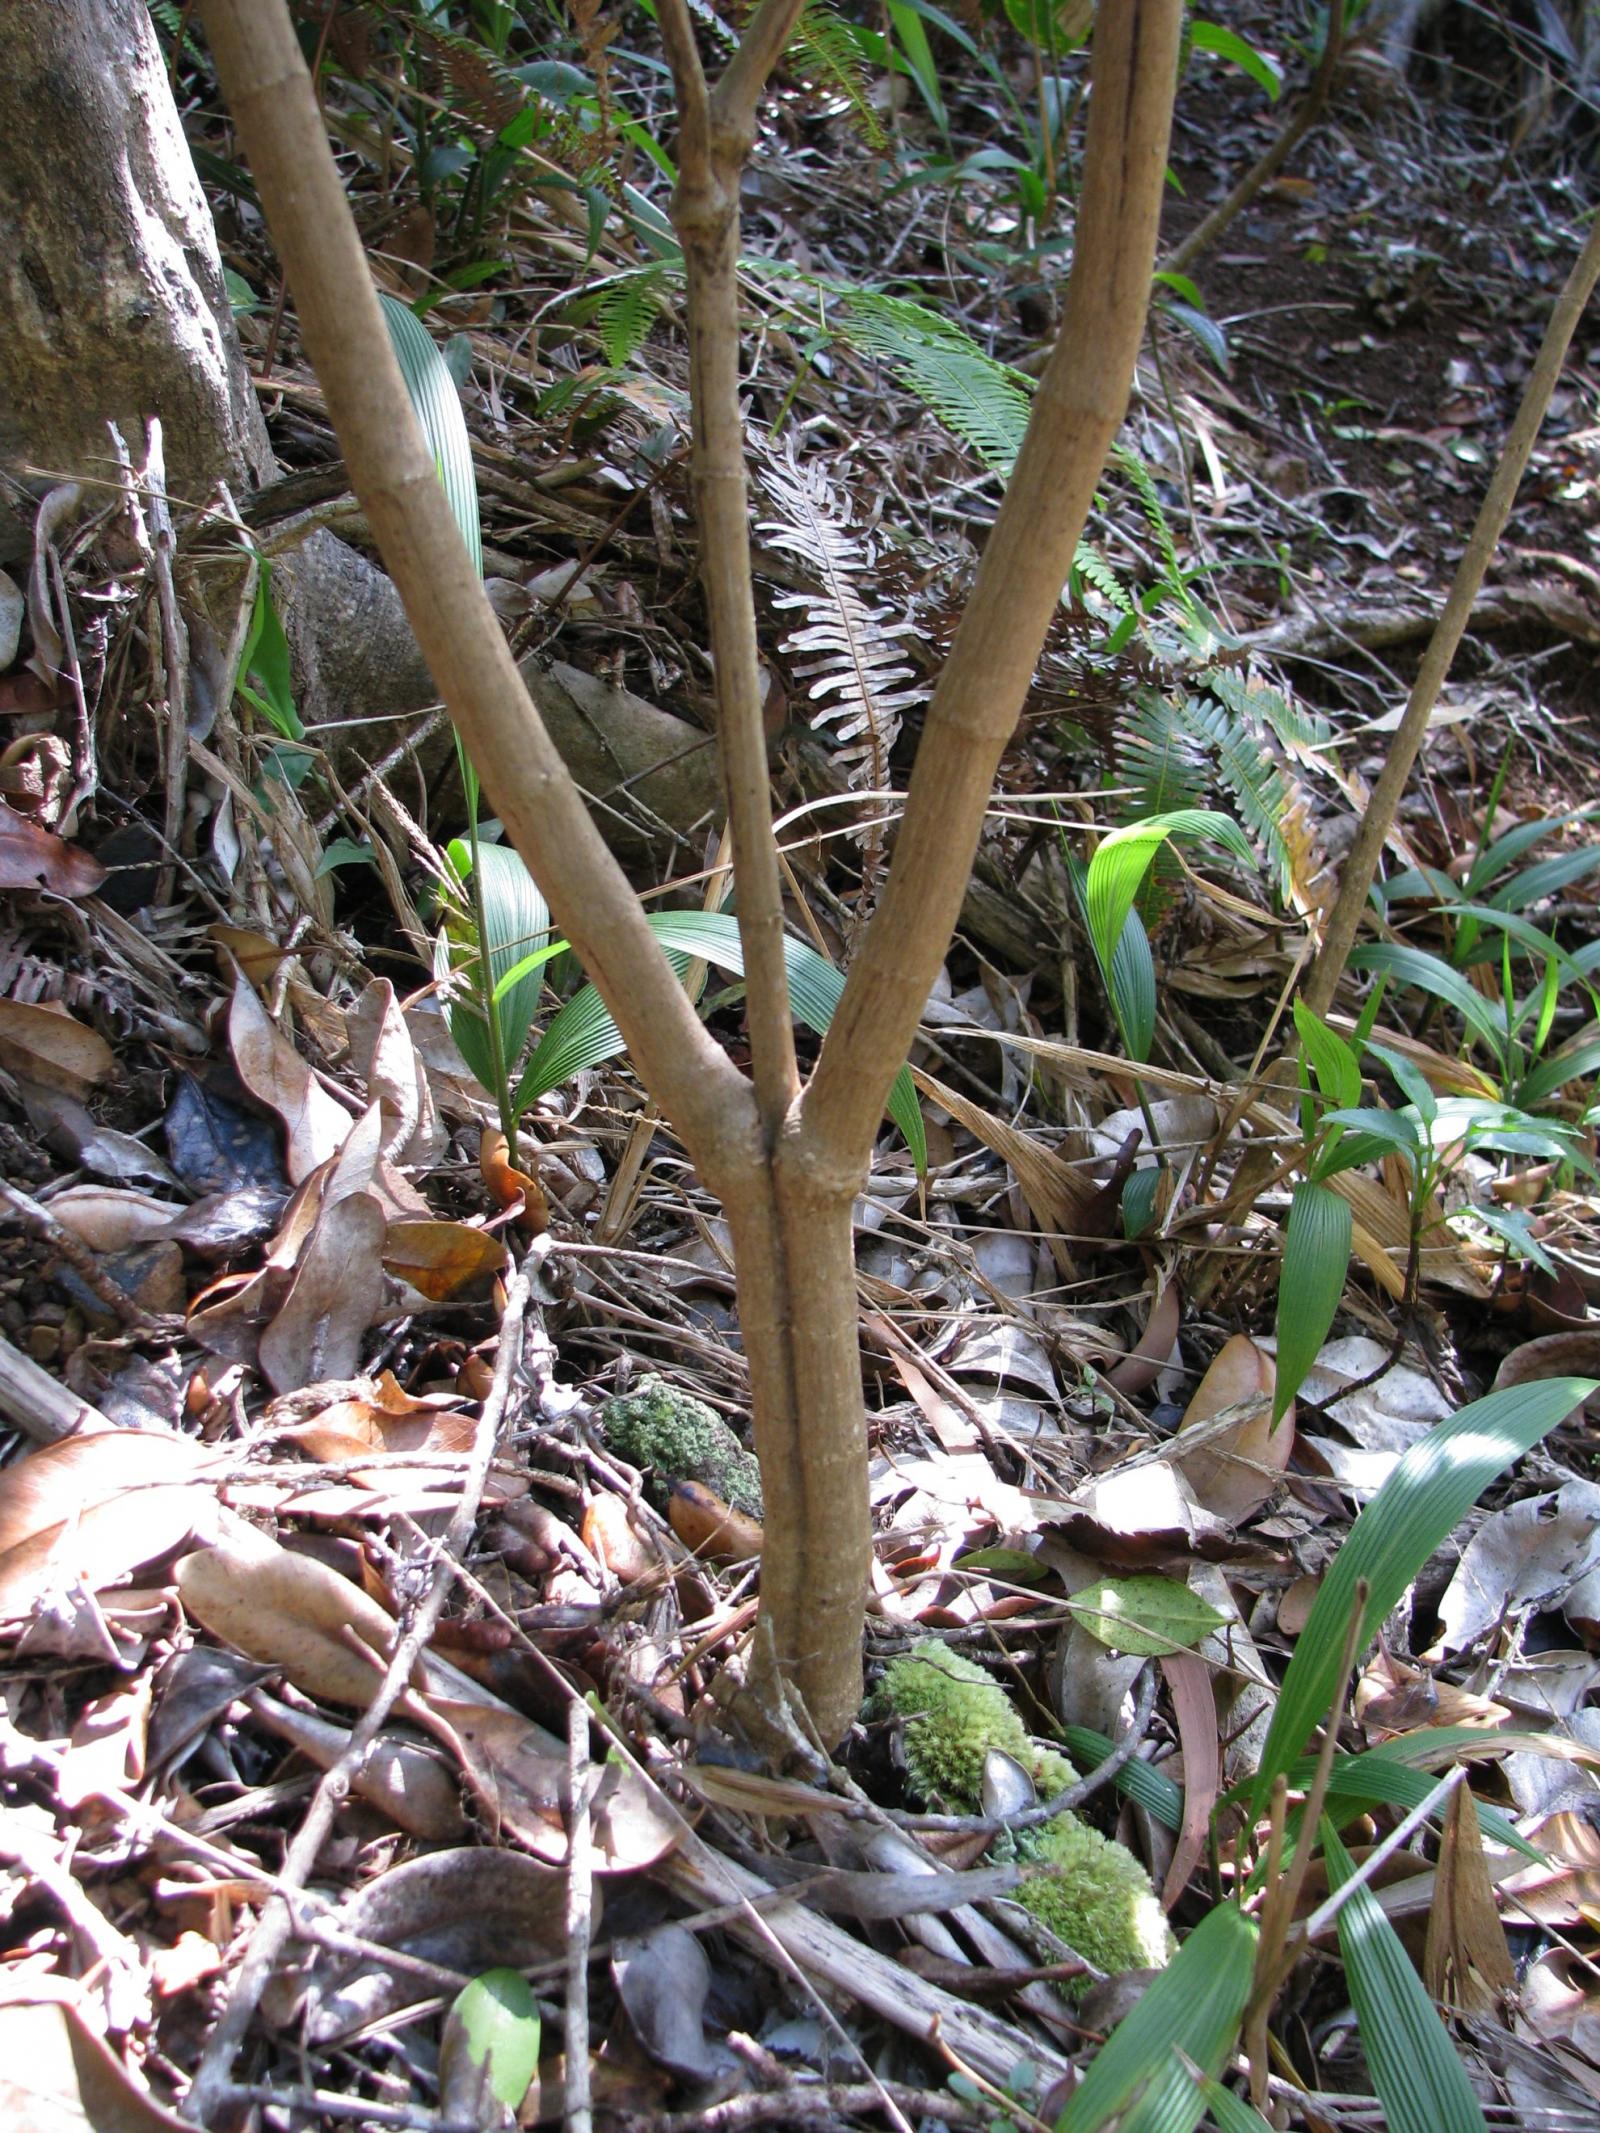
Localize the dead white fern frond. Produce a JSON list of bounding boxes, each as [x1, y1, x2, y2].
[[755, 442, 925, 802]]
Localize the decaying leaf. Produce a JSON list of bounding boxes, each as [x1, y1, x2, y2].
[[226, 963, 353, 1182], [1173, 1333, 1293, 1525], [0, 998, 114, 1094], [0, 1430, 221, 1621], [0, 1983, 190, 2132]]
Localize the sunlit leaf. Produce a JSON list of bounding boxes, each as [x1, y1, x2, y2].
[[1273, 1181, 1351, 1424]]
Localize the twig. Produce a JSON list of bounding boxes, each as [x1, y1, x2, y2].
[[0, 1181, 173, 1332], [564, 1696, 595, 2133], [181, 1258, 535, 2125], [217, 2087, 481, 2131], [1303, 208, 1600, 1019]]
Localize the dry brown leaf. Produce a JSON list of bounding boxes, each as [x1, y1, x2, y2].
[[0, 1430, 220, 1620], [1425, 1782, 1516, 2014], [258, 1189, 387, 1394], [42, 1187, 182, 1254], [271, 1370, 473, 1464], [347, 978, 445, 1164], [479, 1128, 549, 1233], [0, 800, 106, 896], [206, 923, 289, 990], [1328, 1169, 1489, 1299], [247, 1688, 466, 1840], [668, 1478, 764, 1563], [417, 1696, 683, 1873], [383, 1218, 509, 1303], [175, 1517, 415, 1709], [1172, 1333, 1293, 1526], [582, 1493, 662, 1584], [226, 963, 353, 1182], [0, 1982, 191, 2132], [0, 998, 114, 1094]]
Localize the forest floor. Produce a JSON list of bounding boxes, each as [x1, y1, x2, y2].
[[3, 5, 1600, 2131]]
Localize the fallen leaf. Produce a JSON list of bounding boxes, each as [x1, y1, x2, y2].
[[479, 1128, 549, 1233], [258, 1189, 387, 1393], [0, 799, 106, 896], [613, 1922, 716, 2080], [417, 1696, 683, 1873], [668, 1479, 764, 1563], [0, 998, 114, 1094], [1173, 1333, 1293, 1525], [226, 963, 353, 1182], [0, 1430, 220, 1621], [383, 1219, 509, 1303], [0, 1983, 190, 2131]]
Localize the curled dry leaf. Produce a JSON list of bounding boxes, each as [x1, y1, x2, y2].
[[0, 1429, 221, 1620], [270, 1370, 473, 1464], [226, 963, 353, 1183], [582, 1492, 662, 1584], [0, 799, 106, 895], [417, 1695, 684, 1873], [39, 1186, 183, 1254], [480, 1128, 549, 1233], [1173, 1333, 1293, 1525], [0, 998, 114, 1095], [668, 1479, 764, 1563]]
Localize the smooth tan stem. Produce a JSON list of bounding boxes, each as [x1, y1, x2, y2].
[[198, 0, 755, 1188], [660, 0, 803, 1142], [1303, 207, 1600, 1020], [802, 0, 1185, 1175]]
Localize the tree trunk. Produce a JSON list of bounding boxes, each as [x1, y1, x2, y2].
[[0, 0, 272, 554], [200, 0, 1182, 1756]]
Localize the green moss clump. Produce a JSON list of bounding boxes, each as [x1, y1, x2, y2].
[[871, 1638, 1175, 1984], [599, 1376, 763, 1518]]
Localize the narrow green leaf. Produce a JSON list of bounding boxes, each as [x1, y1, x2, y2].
[[1059, 1725, 1184, 1828], [1324, 1823, 1489, 2133], [1189, 19, 1282, 99], [1272, 1181, 1351, 1424], [1252, 1378, 1597, 1806], [377, 294, 482, 575], [1188, 2072, 1279, 2133], [1301, 1746, 1544, 1862], [1294, 999, 1362, 1111], [511, 912, 924, 1169], [1085, 811, 1254, 987], [1348, 945, 1507, 1053], [1064, 1575, 1227, 1657], [1054, 1902, 1256, 2133], [1109, 908, 1157, 1062]]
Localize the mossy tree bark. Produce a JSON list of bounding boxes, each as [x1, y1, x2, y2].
[[200, 0, 1182, 1752]]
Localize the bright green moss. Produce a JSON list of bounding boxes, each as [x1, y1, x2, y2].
[[598, 1376, 763, 1518], [871, 1638, 1174, 1983]]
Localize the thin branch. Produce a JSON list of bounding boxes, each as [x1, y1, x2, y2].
[[1161, 5, 1345, 280], [182, 1262, 534, 2125], [197, 0, 754, 1187], [801, 0, 1185, 1174], [1302, 206, 1600, 1020], [658, 0, 804, 1141]]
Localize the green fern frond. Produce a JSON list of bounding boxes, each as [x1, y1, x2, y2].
[[1110, 442, 1188, 601], [786, 2, 888, 148], [1073, 540, 1134, 616], [833, 293, 1032, 474], [591, 268, 667, 367]]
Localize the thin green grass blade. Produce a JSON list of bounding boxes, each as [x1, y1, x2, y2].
[[1252, 1378, 1597, 1807], [1054, 1902, 1256, 2133], [1347, 944, 1507, 1052], [1272, 1180, 1351, 1423], [1323, 1822, 1490, 2133]]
